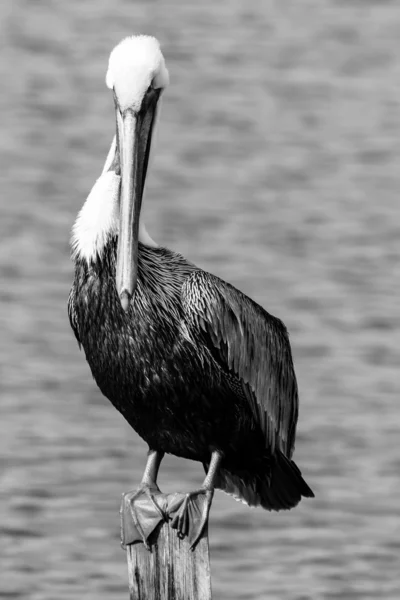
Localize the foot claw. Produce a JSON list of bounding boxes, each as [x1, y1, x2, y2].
[[120, 483, 167, 548], [120, 485, 215, 550], [169, 488, 214, 550]]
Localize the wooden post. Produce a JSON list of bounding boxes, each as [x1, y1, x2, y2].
[[125, 517, 212, 599]]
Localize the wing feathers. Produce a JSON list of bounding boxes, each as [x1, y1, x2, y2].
[[182, 270, 299, 457], [68, 286, 81, 348]]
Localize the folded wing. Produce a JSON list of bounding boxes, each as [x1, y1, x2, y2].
[[182, 270, 299, 458]]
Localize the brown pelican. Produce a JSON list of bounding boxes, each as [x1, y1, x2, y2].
[[68, 35, 314, 550]]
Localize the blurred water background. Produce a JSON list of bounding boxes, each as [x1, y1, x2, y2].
[[1, 0, 399, 598]]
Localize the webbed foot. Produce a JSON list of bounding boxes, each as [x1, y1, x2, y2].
[[170, 487, 214, 550], [120, 483, 167, 549]]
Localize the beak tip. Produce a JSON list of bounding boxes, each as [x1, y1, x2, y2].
[[120, 290, 131, 312]]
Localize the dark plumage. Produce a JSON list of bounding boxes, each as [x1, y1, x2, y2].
[[69, 37, 313, 546], [68, 239, 314, 510]]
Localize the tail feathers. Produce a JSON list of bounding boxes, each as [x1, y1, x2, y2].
[[214, 452, 314, 511]]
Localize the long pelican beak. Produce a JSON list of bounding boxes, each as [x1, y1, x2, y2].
[[115, 88, 159, 311]]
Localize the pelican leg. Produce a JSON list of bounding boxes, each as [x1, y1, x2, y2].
[[170, 450, 222, 550], [120, 449, 167, 549]]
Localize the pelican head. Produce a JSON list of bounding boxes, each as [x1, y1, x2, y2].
[[106, 36, 169, 310]]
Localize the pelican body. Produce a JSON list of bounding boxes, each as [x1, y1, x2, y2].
[[68, 36, 313, 548]]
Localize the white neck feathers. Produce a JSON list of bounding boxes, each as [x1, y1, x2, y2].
[[71, 170, 120, 263], [71, 140, 158, 263]]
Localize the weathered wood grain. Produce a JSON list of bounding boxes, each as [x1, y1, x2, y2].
[[126, 521, 212, 600]]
